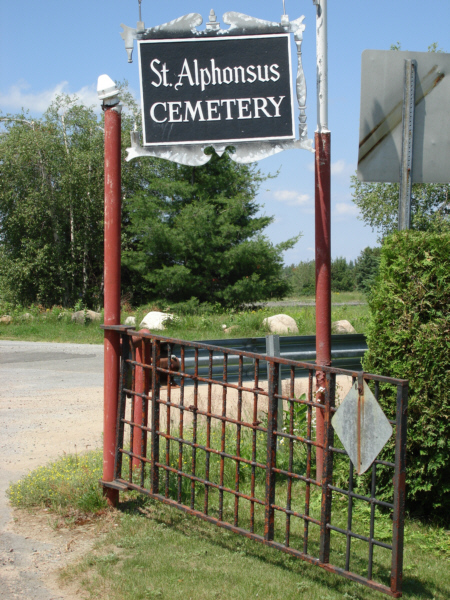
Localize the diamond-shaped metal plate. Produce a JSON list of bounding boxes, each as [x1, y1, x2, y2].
[[332, 381, 393, 474]]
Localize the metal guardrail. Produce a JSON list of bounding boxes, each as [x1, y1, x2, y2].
[[172, 334, 367, 384]]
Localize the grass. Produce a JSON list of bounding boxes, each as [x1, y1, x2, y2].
[[0, 293, 369, 344], [8, 449, 107, 515], [8, 439, 450, 600], [284, 292, 367, 304]]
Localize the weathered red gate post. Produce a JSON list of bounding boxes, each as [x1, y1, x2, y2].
[[132, 331, 151, 469], [313, 0, 331, 482], [98, 75, 122, 507]]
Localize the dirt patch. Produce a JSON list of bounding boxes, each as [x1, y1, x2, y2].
[[0, 375, 106, 600], [4, 509, 116, 600]]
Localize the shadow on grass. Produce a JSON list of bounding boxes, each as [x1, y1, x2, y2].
[[115, 496, 440, 599]]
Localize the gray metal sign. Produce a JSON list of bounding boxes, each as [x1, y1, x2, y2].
[[357, 49, 450, 183], [121, 10, 314, 166], [332, 379, 393, 475]]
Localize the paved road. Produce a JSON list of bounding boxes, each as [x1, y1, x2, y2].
[[251, 301, 367, 307], [0, 340, 104, 397], [0, 340, 104, 600]]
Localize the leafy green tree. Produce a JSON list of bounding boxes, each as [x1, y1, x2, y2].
[[283, 260, 315, 296], [354, 246, 381, 294], [351, 178, 450, 240], [363, 230, 450, 519], [330, 257, 355, 292], [123, 150, 297, 306], [283, 256, 357, 296], [0, 98, 105, 307]]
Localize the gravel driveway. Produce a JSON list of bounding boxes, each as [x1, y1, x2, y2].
[[0, 340, 105, 600]]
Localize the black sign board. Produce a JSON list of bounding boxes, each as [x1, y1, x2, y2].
[[138, 34, 295, 146]]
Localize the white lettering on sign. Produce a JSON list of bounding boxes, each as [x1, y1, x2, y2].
[[150, 102, 167, 123], [267, 96, 284, 117], [151, 59, 282, 92], [168, 102, 183, 123], [221, 99, 237, 120], [237, 98, 252, 119], [174, 59, 195, 90], [139, 33, 296, 146], [184, 101, 206, 122], [150, 96, 286, 123], [150, 59, 171, 88], [206, 100, 221, 121], [253, 97, 272, 119]]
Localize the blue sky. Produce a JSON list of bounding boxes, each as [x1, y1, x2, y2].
[[1, 0, 448, 265]]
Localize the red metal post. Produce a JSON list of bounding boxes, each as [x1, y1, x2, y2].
[[132, 331, 151, 469], [103, 102, 122, 507], [315, 130, 331, 482]]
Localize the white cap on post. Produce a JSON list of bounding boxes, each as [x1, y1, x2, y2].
[[97, 75, 120, 107]]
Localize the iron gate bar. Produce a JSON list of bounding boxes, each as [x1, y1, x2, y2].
[[102, 327, 408, 598], [204, 350, 213, 514], [319, 371, 335, 564], [391, 381, 408, 593]]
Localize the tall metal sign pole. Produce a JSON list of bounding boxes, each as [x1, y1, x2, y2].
[[98, 75, 122, 507], [313, 0, 331, 481], [398, 59, 416, 230]]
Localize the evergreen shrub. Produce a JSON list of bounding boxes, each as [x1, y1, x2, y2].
[[363, 230, 450, 521]]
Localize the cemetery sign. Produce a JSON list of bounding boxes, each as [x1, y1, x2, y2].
[[121, 10, 313, 165], [139, 34, 295, 146]]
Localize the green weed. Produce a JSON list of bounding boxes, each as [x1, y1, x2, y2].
[[7, 449, 107, 514]]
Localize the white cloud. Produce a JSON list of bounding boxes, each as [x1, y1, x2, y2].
[[0, 80, 101, 113], [332, 159, 357, 177], [306, 159, 356, 177], [335, 202, 359, 217], [273, 190, 311, 206], [331, 159, 346, 175]]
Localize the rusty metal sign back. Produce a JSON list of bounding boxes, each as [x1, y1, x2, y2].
[[332, 378, 393, 475], [357, 49, 450, 183]]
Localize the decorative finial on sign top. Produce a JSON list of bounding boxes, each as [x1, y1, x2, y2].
[[137, 0, 145, 33], [281, 1, 289, 26], [206, 9, 220, 31]]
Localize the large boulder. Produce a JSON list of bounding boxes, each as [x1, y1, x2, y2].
[[224, 325, 238, 334], [71, 310, 101, 324], [332, 319, 356, 334], [263, 314, 299, 334], [124, 316, 136, 326], [139, 311, 174, 331], [0, 315, 12, 324]]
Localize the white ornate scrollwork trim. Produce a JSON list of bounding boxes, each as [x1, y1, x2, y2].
[[122, 11, 314, 165], [126, 133, 314, 167]]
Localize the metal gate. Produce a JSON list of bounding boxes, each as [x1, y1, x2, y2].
[[101, 327, 408, 598]]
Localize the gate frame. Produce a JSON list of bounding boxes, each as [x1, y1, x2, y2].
[[101, 327, 408, 598]]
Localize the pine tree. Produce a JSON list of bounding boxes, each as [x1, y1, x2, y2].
[[123, 150, 298, 307]]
